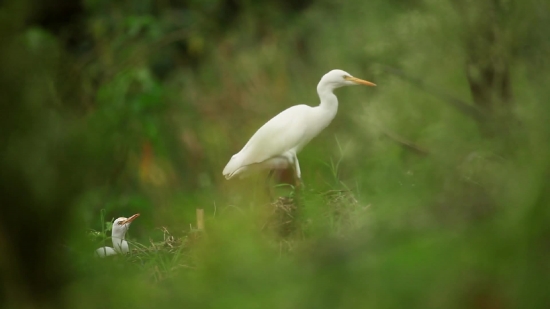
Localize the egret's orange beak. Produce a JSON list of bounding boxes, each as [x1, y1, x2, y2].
[[345, 76, 376, 86], [121, 213, 140, 225]]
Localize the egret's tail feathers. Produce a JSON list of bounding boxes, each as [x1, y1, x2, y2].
[[222, 154, 244, 179], [223, 154, 292, 180]]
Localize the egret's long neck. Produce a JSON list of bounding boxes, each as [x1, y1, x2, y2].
[[112, 236, 129, 254], [111, 235, 124, 248], [111, 228, 127, 251], [317, 82, 339, 119]]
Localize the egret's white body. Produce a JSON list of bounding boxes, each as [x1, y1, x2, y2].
[[95, 213, 140, 257], [223, 69, 375, 183]]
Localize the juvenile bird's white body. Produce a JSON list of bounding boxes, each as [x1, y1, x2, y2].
[[223, 69, 376, 184], [95, 213, 140, 257]]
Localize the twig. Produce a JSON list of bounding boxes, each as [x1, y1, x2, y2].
[[196, 209, 204, 231], [381, 128, 430, 156], [381, 65, 486, 122]]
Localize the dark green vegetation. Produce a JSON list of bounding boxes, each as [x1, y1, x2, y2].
[[1, 0, 550, 308]]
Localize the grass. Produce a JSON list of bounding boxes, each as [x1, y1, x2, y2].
[[88, 181, 370, 285], [2, 0, 550, 308]]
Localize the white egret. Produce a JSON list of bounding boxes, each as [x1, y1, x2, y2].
[[222, 69, 376, 186], [95, 213, 140, 257]]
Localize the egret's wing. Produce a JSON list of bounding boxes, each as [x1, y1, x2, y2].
[[242, 105, 309, 160], [223, 105, 310, 177]]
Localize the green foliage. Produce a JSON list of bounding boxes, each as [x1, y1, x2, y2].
[[2, 0, 550, 308]]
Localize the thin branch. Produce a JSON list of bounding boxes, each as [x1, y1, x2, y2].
[[381, 128, 430, 156], [380, 66, 486, 123]]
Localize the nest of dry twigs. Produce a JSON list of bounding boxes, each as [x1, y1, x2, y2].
[[263, 196, 299, 237], [125, 227, 199, 282]]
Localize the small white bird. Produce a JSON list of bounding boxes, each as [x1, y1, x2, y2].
[[223, 69, 376, 186], [95, 213, 140, 257]]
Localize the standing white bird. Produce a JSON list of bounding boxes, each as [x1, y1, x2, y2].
[[222, 69, 376, 186], [95, 213, 140, 257]]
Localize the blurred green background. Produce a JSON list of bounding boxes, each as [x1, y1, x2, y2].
[[1, 0, 550, 308]]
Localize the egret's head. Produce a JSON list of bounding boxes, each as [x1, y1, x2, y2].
[[320, 69, 376, 90], [111, 213, 140, 239]]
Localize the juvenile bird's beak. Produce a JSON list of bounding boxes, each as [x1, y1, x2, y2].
[[345, 76, 376, 86], [122, 213, 140, 225]]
